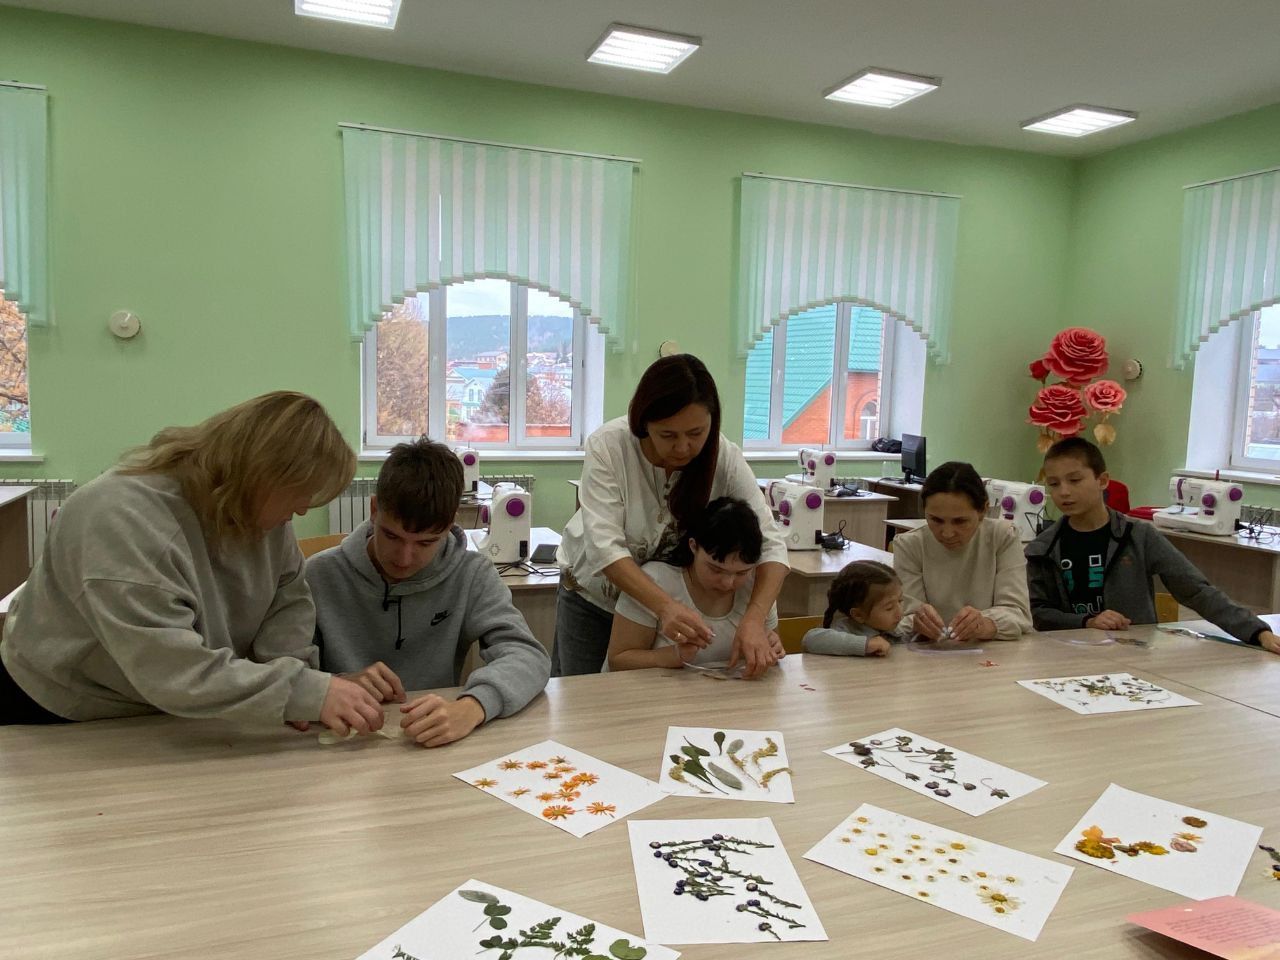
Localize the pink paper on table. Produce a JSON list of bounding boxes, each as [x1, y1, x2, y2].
[[1127, 895, 1280, 960]]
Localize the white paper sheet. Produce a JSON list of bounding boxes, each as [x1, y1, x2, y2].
[[1054, 783, 1263, 900], [657, 727, 794, 804], [805, 804, 1073, 942], [354, 878, 680, 960], [1017, 673, 1200, 714], [824, 727, 1046, 816], [627, 818, 827, 944], [453, 739, 666, 838]]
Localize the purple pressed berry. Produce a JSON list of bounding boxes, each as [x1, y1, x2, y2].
[[712, 833, 724, 840], [662, 852, 673, 860], [935, 789, 951, 797], [695, 893, 709, 901], [653, 850, 664, 858], [698, 860, 711, 867], [709, 844, 722, 852], [963, 783, 976, 791], [746, 882, 758, 891], [667, 860, 679, 868], [710, 875, 723, 881], [925, 781, 939, 789], [673, 888, 683, 895]]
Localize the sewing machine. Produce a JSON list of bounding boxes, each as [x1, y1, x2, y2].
[[768, 480, 824, 551], [473, 484, 531, 562], [456, 448, 480, 495], [798, 448, 837, 490], [983, 479, 1047, 542], [1153, 477, 1244, 537]]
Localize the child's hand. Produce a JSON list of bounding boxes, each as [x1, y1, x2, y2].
[[1258, 630, 1280, 655], [400, 694, 485, 747], [949, 606, 995, 642], [913, 604, 946, 641], [1086, 610, 1132, 631], [341, 661, 407, 703], [866, 635, 892, 657]]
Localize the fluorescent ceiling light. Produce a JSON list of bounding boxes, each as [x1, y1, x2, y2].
[[295, 0, 401, 29], [1022, 105, 1136, 137], [824, 68, 940, 108], [587, 24, 701, 74]]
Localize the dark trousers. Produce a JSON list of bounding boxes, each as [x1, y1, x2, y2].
[[0, 655, 69, 725], [551, 584, 615, 677]]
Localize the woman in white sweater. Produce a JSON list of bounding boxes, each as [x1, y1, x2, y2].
[[892, 461, 1032, 642], [555, 355, 788, 677], [0, 392, 384, 734]]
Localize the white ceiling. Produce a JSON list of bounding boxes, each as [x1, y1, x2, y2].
[[8, 0, 1280, 156]]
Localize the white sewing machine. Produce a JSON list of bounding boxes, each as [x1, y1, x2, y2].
[[798, 448, 837, 490], [768, 480, 824, 551], [473, 484, 531, 562], [1153, 477, 1244, 537], [983, 479, 1047, 542], [456, 447, 480, 495]]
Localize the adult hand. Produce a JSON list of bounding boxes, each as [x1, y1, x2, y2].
[[341, 661, 407, 703], [950, 606, 996, 643], [728, 616, 779, 679], [865, 635, 892, 657], [400, 694, 486, 747], [657, 599, 713, 649], [1258, 630, 1280, 655], [912, 604, 946, 641], [319, 676, 385, 736], [767, 629, 787, 662], [1086, 610, 1132, 631]]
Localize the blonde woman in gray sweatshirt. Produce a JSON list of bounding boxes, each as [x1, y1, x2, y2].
[[0, 392, 385, 735]]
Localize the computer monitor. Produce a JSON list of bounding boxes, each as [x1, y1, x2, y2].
[[901, 434, 927, 485]]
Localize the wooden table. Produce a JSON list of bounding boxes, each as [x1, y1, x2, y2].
[[1155, 523, 1280, 613], [4, 639, 1277, 959], [757, 479, 897, 549], [777, 541, 895, 617], [466, 526, 560, 653], [0, 484, 33, 598]]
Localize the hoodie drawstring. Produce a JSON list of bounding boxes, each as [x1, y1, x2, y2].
[[382, 580, 405, 649]]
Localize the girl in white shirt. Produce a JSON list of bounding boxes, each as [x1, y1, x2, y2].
[[608, 498, 783, 671], [555, 355, 789, 677]]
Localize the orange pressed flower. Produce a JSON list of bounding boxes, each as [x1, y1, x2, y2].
[[526, 761, 548, 770], [548, 755, 569, 764], [498, 760, 523, 771], [542, 804, 575, 821], [554, 765, 576, 774], [543, 771, 563, 780], [536, 792, 559, 802], [557, 787, 581, 801], [509, 788, 531, 797], [472, 778, 498, 789], [585, 801, 617, 817], [569, 772, 600, 787]]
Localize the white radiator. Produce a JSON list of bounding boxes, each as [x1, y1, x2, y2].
[[327, 474, 537, 534], [0, 479, 76, 566]]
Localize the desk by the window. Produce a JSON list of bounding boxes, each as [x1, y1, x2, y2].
[[867, 478, 924, 521], [464, 526, 560, 653], [6, 641, 1278, 959], [755, 479, 897, 549], [1151, 521, 1280, 614], [0, 485, 34, 599], [777, 541, 895, 617]]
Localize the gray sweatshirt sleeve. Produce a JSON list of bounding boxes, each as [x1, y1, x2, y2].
[[802, 626, 870, 656], [1143, 528, 1268, 643], [77, 578, 331, 724], [248, 537, 321, 669], [458, 562, 551, 719], [1026, 547, 1089, 631]]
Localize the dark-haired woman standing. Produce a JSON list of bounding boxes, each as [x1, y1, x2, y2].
[[891, 461, 1032, 642], [554, 355, 788, 677]]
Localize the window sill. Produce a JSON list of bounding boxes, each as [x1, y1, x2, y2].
[[743, 450, 888, 463], [360, 448, 585, 463], [0, 450, 43, 462], [1177, 467, 1280, 487]]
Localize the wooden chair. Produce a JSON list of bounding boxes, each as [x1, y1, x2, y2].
[[1155, 591, 1180, 623], [298, 533, 345, 558], [775, 615, 823, 654]]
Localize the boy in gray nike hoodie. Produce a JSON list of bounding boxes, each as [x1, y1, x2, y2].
[[306, 438, 551, 747]]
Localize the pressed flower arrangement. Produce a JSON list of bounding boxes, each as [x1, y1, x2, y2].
[[1027, 327, 1127, 451]]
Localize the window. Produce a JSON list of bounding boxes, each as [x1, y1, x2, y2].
[[363, 278, 597, 451], [1232, 304, 1280, 469], [0, 296, 29, 446], [743, 302, 894, 449]]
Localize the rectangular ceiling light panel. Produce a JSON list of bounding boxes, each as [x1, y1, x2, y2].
[[824, 68, 940, 108], [296, 0, 402, 29], [588, 24, 702, 74], [1021, 105, 1137, 137]]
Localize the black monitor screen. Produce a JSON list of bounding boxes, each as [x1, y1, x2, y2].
[[901, 434, 926, 484]]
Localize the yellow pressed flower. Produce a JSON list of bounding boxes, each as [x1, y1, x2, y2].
[[856, 816, 869, 824], [864, 848, 880, 856], [472, 778, 498, 789], [1133, 842, 1169, 855], [978, 889, 1021, 913], [917, 891, 930, 898], [1175, 832, 1203, 842], [1075, 838, 1115, 860], [839, 837, 853, 844], [950, 842, 967, 851]]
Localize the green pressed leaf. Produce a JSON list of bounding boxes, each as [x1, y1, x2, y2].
[[706, 761, 744, 790], [484, 903, 513, 917], [609, 940, 648, 959], [488, 917, 508, 930], [714, 731, 726, 754], [459, 889, 500, 905], [681, 740, 711, 758]]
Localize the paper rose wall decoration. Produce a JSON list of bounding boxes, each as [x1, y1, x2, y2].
[[1028, 328, 1127, 451]]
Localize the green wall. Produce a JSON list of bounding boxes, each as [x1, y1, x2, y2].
[[0, 6, 1077, 535], [1069, 102, 1280, 507]]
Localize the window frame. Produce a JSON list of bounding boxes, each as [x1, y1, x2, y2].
[[1229, 306, 1280, 471], [362, 280, 589, 452], [743, 300, 896, 451]]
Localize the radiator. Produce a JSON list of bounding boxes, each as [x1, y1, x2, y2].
[[327, 474, 536, 534], [0, 479, 76, 566]]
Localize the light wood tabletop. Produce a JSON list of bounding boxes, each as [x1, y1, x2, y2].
[[4, 636, 1277, 959]]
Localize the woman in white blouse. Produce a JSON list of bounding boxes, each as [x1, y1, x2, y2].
[[555, 355, 789, 677]]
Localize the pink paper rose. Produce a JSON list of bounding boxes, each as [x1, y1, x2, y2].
[[1044, 327, 1109, 383], [1028, 357, 1050, 381], [1083, 379, 1126, 413], [1028, 384, 1087, 437]]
